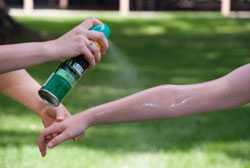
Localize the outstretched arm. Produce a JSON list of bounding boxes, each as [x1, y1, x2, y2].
[[87, 64, 250, 123], [0, 18, 108, 73], [38, 64, 250, 156], [0, 70, 70, 127]]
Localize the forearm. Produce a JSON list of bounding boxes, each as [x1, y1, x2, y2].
[[0, 70, 50, 115], [83, 84, 225, 124], [83, 64, 250, 126], [36, 64, 250, 152], [0, 41, 58, 73]]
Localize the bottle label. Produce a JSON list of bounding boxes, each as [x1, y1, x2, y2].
[[56, 69, 75, 86], [72, 62, 84, 76]]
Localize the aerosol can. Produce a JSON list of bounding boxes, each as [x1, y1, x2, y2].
[[39, 24, 111, 106]]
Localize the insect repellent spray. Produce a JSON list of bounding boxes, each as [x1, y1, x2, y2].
[[39, 24, 111, 106]]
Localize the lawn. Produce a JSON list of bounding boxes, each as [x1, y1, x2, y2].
[[0, 12, 250, 168]]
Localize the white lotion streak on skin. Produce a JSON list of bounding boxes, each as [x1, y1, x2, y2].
[[91, 85, 210, 123], [143, 95, 200, 118], [144, 103, 161, 109], [170, 95, 195, 110]]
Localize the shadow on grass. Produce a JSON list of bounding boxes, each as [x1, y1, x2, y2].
[[0, 107, 250, 162], [0, 14, 250, 163]]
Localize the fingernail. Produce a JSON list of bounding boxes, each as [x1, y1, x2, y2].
[[41, 151, 46, 157], [48, 143, 53, 148], [57, 117, 64, 121]]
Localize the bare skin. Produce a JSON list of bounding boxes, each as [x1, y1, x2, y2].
[[0, 70, 71, 127], [38, 64, 250, 157], [0, 18, 109, 73], [0, 18, 109, 153]]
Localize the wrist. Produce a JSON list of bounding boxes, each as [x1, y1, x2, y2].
[[35, 101, 49, 118], [24, 91, 49, 118], [42, 40, 61, 61], [79, 103, 114, 127], [35, 98, 57, 118], [79, 109, 98, 128]]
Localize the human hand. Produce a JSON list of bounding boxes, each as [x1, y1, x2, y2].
[[38, 112, 92, 157], [49, 18, 109, 67], [39, 104, 71, 128], [38, 104, 71, 141]]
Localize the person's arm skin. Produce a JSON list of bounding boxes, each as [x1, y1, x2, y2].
[[38, 64, 250, 156], [0, 18, 109, 73], [0, 70, 70, 128]]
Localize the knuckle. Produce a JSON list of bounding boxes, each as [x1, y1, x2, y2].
[[51, 138, 58, 144], [97, 32, 105, 39], [84, 18, 98, 24], [53, 123, 59, 130], [74, 28, 82, 35], [74, 36, 82, 43], [79, 42, 86, 48], [78, 35, 85, 42], [78, 41, 87, 51], [84, 18, 92, 23], [80, 45, 88, 53], [76, 27, 87, 34], [64, 131, 73, 139]]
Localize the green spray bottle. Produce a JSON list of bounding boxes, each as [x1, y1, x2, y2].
[[39, 24, 111, 107]]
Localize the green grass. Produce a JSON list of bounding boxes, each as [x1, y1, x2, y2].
[[1, 12, 250, 168]]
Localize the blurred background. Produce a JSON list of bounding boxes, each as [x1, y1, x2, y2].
[[0, 0, 250, 168]]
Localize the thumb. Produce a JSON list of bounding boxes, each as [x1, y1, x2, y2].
[[56, 108, 65, 121]]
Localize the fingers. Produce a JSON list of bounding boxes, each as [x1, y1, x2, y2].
[[43, 124, 65, 140], [74, 18, 109, 67], [38, 134, 47, 157], [45, 134, 53, 141], [56, 108, 65, 121], [38, 124, 65, 157], [86, 40, 102, 64], [80, 44, 96, 67], [86, 31, 109, 55], [47, 131, 70, 149], [80, 17, 102, 29], [56, 105, 71, 121], [64, 109, 71, 118], [38, 131, 53, 157], [76, 35, 102, 67]]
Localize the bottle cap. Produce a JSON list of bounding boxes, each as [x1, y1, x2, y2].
[[90, 24, 111, 38]]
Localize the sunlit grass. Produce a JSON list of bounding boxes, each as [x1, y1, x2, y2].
[[0, 12, 250, 168]]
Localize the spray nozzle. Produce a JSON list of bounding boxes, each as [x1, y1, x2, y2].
[[89, 24, 111, 39]]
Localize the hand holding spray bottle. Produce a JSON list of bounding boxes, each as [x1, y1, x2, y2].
[[39, 23, 111, 106]]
